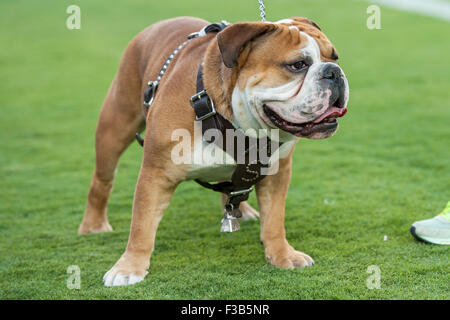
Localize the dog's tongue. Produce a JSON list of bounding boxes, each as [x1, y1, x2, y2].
[[313, 107, 347, 123]]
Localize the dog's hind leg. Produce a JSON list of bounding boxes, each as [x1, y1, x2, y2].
[[78, 44, 145, 234], [78, 88, 145, 234], [239, 201, 260, 220]]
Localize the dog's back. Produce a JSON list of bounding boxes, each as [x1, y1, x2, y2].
[[112, 17, 210, 111]]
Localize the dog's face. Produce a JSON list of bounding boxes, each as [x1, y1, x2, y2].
[[217, 17, 349, 141]]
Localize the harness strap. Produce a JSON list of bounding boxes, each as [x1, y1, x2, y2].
[[191, 65, 279, 212]]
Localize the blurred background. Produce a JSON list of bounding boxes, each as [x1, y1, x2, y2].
[[0, 0, 448, 299]]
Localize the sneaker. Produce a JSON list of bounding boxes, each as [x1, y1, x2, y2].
[[410, 201, 450, 245]]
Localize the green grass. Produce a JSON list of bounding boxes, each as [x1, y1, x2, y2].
[[0, 0, 449, 299]]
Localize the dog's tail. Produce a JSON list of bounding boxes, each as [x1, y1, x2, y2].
[[135, 133, 144, 147]]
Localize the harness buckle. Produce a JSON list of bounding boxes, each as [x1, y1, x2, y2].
[[190, 90, 216, 121], [187, 27, 207, 39]]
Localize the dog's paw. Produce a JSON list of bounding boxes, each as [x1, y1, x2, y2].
[[239, 202, 260, 221], [103, 253, 149, 287], [265, 244, 314, 269], [78, 220, 113, 235], [103, 269, 148, 287]]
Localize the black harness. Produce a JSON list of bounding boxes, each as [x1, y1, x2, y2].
[[191, 65, 277, 219], [139, 22, 279, 232]]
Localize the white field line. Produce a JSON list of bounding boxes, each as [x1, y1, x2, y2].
[[370, 0, 450, 21]]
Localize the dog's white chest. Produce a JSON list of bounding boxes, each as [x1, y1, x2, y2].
[[186, 138, 236, 182], [185, 134, 296, 182]]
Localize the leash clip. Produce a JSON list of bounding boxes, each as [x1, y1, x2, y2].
[[187, 27, 207, 39]]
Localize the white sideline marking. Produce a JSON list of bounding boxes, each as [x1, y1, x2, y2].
[[370, 0, 450, 21]]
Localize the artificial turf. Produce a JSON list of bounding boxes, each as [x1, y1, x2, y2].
[[0, 0, 448, 299]]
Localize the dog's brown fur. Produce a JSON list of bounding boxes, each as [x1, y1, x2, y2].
[[79, 17, 339, 284]]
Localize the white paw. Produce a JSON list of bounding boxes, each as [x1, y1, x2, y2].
[[103, 268, 148, 287]]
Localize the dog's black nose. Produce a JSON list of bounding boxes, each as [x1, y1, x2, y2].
[[321, 64, 341, 80]]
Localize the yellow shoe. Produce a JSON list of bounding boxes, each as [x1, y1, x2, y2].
[[410, 201, 450, 245]]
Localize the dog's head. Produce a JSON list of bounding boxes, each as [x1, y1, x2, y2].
[[216, 17, 349, 141]]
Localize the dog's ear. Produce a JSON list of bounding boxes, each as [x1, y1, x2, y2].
[[331, 47, 339, 61], [305, 19, 322, 31], [217, 22, 276, 68], [290, 17, 322, 31]]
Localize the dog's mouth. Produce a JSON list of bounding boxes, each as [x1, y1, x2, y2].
[[263, 104, 347, 137]]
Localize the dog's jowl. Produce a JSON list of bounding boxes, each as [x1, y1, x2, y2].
[[77, 16, 349, 286]]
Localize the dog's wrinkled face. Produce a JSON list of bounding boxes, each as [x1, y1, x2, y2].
[[217, 17, 349, 141]]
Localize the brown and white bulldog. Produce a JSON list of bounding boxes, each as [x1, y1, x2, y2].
[[78, 16, 349, 286]]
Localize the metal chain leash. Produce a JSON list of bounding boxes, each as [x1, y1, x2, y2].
[[144, 2, 267, 108], [144, 39, 191, 107], [143, 23, 230, 109], [144, 4, 267, 108], [258, 0, 266, 21]]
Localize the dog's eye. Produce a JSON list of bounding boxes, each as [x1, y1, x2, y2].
[[286, 61, 308, 73]]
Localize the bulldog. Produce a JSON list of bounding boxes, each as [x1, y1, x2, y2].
[[78, 16, 349, 286]]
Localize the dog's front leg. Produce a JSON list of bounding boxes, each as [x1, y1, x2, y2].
[[256, 156, 314, 269], [103, 166, 177, 286]]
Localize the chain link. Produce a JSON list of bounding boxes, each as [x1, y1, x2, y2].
[[143, 39, 191, 107], [258, 0, 266, 21], [154, 39, 190, 86], [143, 23, 230, 108]]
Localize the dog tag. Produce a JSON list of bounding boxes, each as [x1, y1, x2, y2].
[[220, 210, 240, 233]]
